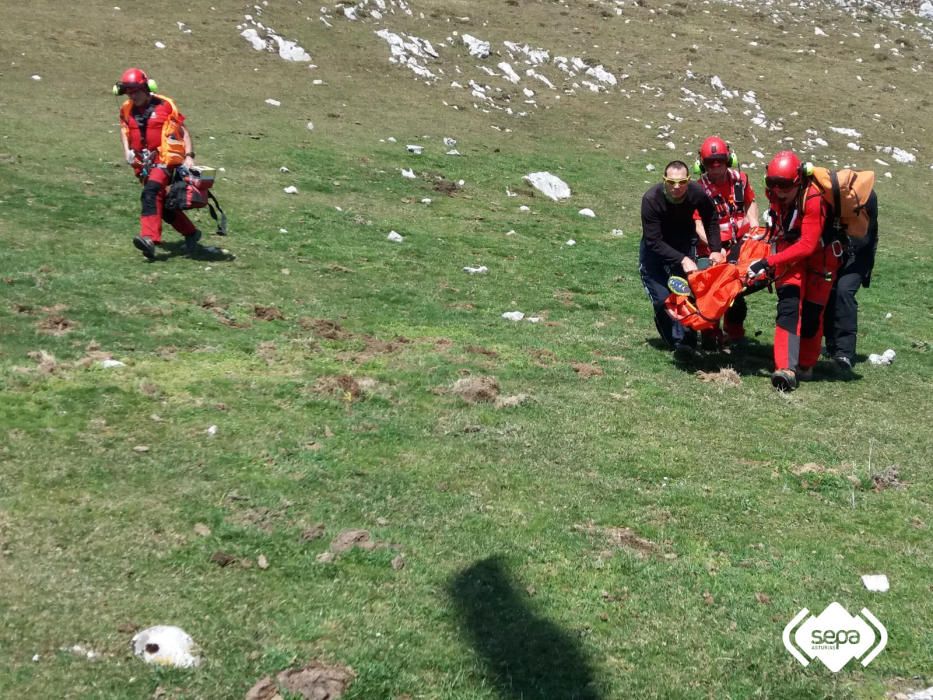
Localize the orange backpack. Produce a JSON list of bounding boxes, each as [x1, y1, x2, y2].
[[119, 94, 187, 168], [809, 167, 875, 239]]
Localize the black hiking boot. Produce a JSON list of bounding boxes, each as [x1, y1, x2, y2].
[[133, 235, 156, 260], [771, 369, 798, 392]]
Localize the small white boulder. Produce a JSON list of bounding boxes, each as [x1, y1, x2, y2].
[[387, 231, 404, 243], [523, 172, 571, 201], [463, 265, 488, 275], [99, 359, 126, 369], [283, 186, 298, 194], [861, 574, 889, 592], [502, 311, 525, 321], [265, 98, 281, 107], [132, 626, 200, 668], [578, 208, 596, 218]]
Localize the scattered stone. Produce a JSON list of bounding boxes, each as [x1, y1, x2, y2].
[[406, 144, 423, 154], [501, 311, 524, 321], [462, 265, 488, 274], [265, 98, 281, 107], [133, 445, 150, 453], [387, 231, 404, 243], [283, 186, 298, 194], [258, 554, 270, 570], [132, 626, 200, 668], [99, 359, 126, 369], [861, 574, 889, 592], [523, 172, 571, 201], [578, 208, 596, 217], [868, 349, 896, 366]]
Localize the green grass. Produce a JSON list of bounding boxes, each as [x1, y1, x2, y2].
[[1, 1, 932, 698]]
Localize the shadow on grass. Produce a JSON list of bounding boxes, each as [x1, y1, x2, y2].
[[448, 556, 602, 700], [647, 335, 863, 383], [144, 238, 236, 263]]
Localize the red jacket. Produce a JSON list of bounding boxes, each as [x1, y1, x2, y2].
[[119, 94, 187, 171], [766, 182, 827, 271]]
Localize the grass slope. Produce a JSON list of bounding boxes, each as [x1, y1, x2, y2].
[[1, 1, 931, 698]]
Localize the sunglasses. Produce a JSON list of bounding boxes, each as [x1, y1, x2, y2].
[[765, 176, 799, 189], [663, 177, 690, 186], [703, 157, 728, 167]]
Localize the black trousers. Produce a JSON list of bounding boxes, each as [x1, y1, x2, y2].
[[824, 192, 878, 362], [639, 240, 696, 350]]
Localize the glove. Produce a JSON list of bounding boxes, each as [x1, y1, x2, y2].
[[747, 259, 771, 279], [125, 149, 136, 165]]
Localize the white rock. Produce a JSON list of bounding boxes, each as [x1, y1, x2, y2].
[[206, 425, 218, 436], [830, 126, 861, 138], [265, 98, 281, 107], [861, 574, 889, 592], [446, 149, 461, 156], [400, 168, 416, 179], [565, 239, 576, 246], [505, 229, 516, 236], [523, 171, 571, 201], [306, 121, 314, 131], [387, 136, 397, 143], [31, 75, 42, 81], [32, 654, 39, 662], [463, 265, 489, 274], [387, 231, 404, 243], [443, 137, 457, 147], [99, 359, 126, 369], [132, 626, 200, 668], [846, 142, 861, 151], [814, 27, 827, 36], [502, 311, 525, 321], [155, 41, 166, 49], [906, 687, 933, 700], [610, 228, 624, 237], [885, 312, 892, 319], [406, 144, 423, 154], [420, 198, 432, 204], [868, 349, 895, 366], [921, 1, 933, 20], [578, 208, 596, 218], [519, 205, 530, 212], [526, 317, 542, 323], [882, 349, 896, 361], [283, 186, 298, 194], [279, 166, 290, 173], [646, 164, 656, 172], [279, 228, 288, 233], [462, 34, 490, 58]]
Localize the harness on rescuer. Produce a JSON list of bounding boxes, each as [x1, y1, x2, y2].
[[119, 94, 187, 169], [698, 169, 749, 245]]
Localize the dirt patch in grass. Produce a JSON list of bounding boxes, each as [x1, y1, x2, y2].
[[696, 368, 741, 386], [26, 350, 59, 374], [791, 462, 838, 476], [254, 305, 285, 321], [574, 522, 658, 557], [871, 466, 904, 491], [465, 345, 499, 358], [495, 393, 531, 409], [571, 362, 603, 378], [330, 529, 381, 553], [451, 376, 500, 403], [530, 349, 557, 367], [312, 375, 363, 400], [301, 318, 352, 340], [433, 177, 460, 195], [36, 315, 77, 336], [300, 524, 326, 542], [246, 661, 356, 700]]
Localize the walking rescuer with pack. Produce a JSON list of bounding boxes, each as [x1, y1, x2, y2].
[[639, 160, 723, 360], [746, 151, 849, 392], [115, 68, 216, 260]]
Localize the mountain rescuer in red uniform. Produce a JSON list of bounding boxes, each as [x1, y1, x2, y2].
[[746, 151, 842, 391], [692, 136, 761, 347], [115, 68, 206, 260]]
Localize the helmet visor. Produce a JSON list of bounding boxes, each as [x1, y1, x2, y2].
[[765, 176, 798, 189]]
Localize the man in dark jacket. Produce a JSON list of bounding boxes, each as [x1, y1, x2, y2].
[[639, 161, 721, 357]]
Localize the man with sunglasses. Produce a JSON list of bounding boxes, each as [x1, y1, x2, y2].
[[692, 136, 761, 348], [746, 151, 841, 391], [115, 67, 209, 260], [639, 160, 722, 359]]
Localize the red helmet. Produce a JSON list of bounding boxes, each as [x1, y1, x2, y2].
[[766, 150, 802, 187], [699, 136, 730, 162], [114, 67, 151, 95]]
